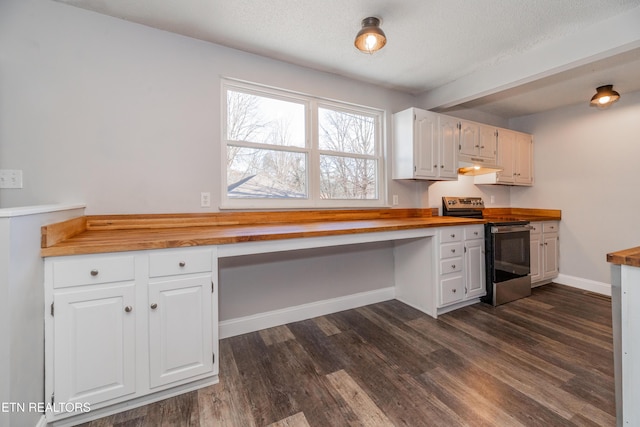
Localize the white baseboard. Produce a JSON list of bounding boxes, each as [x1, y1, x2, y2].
[[35, 415, 47, 427], [555, 273, 611, 296], [219, 286, 396, 339]]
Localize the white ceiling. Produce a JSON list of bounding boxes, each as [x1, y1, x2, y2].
[[56, 0, 640, 118]]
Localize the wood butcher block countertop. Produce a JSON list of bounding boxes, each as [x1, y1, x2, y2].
[[607, 247, 640, 268], [40, 207, 561, 257]]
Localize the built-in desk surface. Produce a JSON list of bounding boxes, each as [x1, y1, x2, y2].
[[40, 208, 561, 257]]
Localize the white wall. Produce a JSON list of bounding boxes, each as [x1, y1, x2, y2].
[[219, 242, 395, 321], [0, 220, 9, 427], [510, 90, 640, 287], [0, 206, 85, 427], [0, 0, 419, 213]]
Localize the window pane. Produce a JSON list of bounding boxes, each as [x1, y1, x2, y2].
[[318, 108, 375, 155], [320, 155, 377, 199], [226, 90, 305, 148], [227, 146, 307, 199]]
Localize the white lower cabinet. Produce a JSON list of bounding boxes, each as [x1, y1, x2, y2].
[[437, 225, 485, 310], [465, 238, 486, 298], [53, 282, 136, 407], [530, 221, 559, 285], [148, 274, 214, 388], [45, 247, 218, 424]]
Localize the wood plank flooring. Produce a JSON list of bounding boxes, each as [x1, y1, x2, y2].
[[79, 283, 615, 427]]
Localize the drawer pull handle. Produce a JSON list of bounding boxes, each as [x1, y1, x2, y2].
[[150, 303, 158, 310], [124, 306, 133, 313], [90, 269, 99, 276], [179, 261, 186, 267]]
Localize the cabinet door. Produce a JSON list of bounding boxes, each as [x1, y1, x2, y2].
[[465, 239, 486, 298], [543, 233, 559, 279], [439, 115, 459, 179], [414, 110, 438, 178], [149, 274, 214, 388], [530, 234, 543, 283], [459, 121, 479, 157], [54, 283, 136, 409], [478, 125, 497, 159], [515, 133, 533, 185], [496, 129, 515, 183]]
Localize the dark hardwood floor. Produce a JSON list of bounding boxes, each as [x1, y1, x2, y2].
[[79, 283, 615, 426]]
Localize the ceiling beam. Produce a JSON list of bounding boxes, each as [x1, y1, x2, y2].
[[418, 6, 640, 110]]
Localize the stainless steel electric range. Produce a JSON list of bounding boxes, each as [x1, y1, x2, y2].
[[442, 196, 533, 306]]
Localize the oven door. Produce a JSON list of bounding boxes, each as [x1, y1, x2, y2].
[[491, 225, 531, 283]]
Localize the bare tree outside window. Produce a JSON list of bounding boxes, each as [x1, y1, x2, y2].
[[223, 81, 382, 207], [319, 108, 377, 199], [226, 90, 307, 199]]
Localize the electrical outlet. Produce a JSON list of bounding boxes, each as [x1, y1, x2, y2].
[[200, 192, 211, 207], [0, 170, 23, 189], [392, 195, 399, 206]]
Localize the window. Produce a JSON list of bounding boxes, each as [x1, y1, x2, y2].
[[222, 79, 384, 208]]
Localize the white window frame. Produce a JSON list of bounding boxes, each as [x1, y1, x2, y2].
[[220, 78, 386, 209]]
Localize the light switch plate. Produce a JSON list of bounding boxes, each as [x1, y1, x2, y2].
[[0, 170, 23, 189]]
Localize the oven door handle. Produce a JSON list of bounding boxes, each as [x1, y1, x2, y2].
[[491, 225, 534, 233]]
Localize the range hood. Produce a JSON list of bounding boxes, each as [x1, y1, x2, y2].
[[458, 158, 503, 176]]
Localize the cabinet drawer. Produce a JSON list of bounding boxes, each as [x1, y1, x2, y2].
[[52, 255, 135, 289], [439, 228, 462, 243], [464, 225, 484, 240], [543, 222, 559, 233], [440, 257, 463, 274], [440, 242, 463, 259], [440, 276, 464, 306], [149, 248, 212, 277], [529, 222, 542, 234]]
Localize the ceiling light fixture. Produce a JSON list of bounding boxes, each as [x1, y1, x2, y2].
[[590, 85, 621, 108], [354, 17, 386, 54]]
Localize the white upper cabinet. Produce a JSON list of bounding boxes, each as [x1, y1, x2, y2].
[[438, 115, 460, 179], [514, 132, 533, 185], [392, 108, 458, 181], [393, 108, 532, 185], [459, 120, 497, 161], [474, 128, 533, 186]]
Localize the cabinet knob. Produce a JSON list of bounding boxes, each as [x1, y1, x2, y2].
[[440, 165, 444, 168], [452, 289, 457, 293], [480, 145, 485, 149], [474, 231, 479, 235], [475, 145, 480, 148], [434, 164, 438, 168], [179, 261, 186, 267], [150, 303, 158, 310], [451, 264, 456, 269], [124, 306, 133, 313], [544, 242, 548, 246], [451, 249, 456, 253], [450, 234, 455, 238], [90, 269, 99, 276]]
